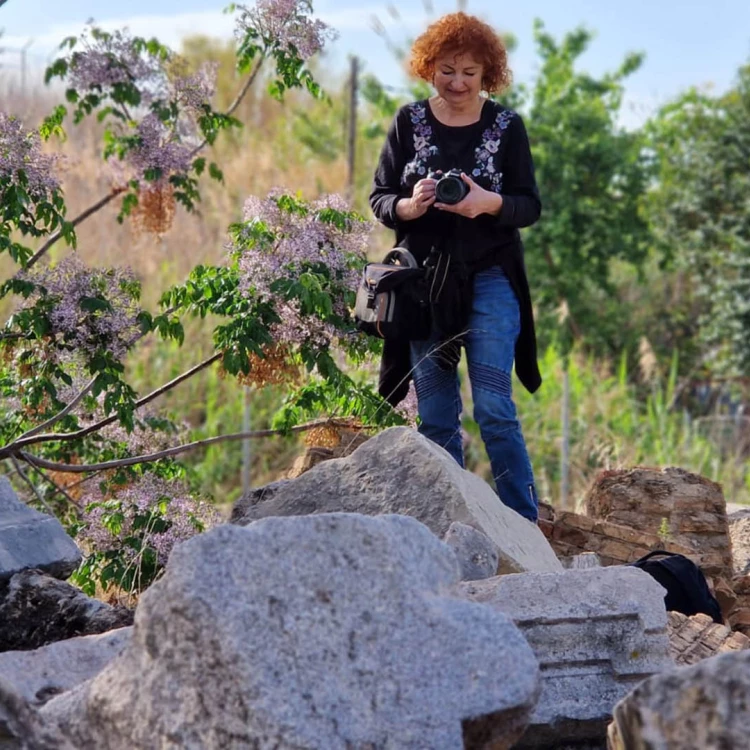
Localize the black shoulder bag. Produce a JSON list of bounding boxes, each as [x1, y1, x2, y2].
[[354, 247, 431, 341]]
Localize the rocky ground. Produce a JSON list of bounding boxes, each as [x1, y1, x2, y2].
[[2, 427, 750, 749]]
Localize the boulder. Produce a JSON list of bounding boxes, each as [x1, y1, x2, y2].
[[0, 678, 73, 750], [234, 479, 290, 512], [0, 629, 131, 706], [42, 514, 541, 749], [0, 570, 133, 653], [561, 552, 602, 569], [608, 650, 750, 749], [0, 477, 81, 582], [232, 427, 562, 575], [460, 566, 672, 748], [286, 428, 370, 479], [443, 522, 499, 581]]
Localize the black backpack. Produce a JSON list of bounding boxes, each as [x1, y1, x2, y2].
[[354, 248, 430, 341], [630, 550, 723, 623]]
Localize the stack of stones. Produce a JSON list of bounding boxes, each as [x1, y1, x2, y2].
[[585, 467, 732, 578], [538, 505, 697, 567], [667, 611, 750, 666]]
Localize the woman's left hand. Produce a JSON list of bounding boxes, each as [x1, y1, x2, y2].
[[435, 173, 503, 218]]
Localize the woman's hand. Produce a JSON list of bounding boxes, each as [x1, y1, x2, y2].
[[396, 177, 436, 221], [435, 173, 503, 218]]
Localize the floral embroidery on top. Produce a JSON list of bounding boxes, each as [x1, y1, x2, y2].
[[401, 102, 516, 193], [472, 108, 516, 193], [402, 102, 438, 188]]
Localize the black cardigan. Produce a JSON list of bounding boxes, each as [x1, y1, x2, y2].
[[369, 98, 543, 401]]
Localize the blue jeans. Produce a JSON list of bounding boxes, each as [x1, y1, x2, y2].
[[410, 266, 538, 522]]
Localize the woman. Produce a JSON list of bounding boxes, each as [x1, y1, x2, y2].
[[369, 11, 542, 522]]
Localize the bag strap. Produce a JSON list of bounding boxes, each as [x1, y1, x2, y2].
[[632, 550, 682, 565]]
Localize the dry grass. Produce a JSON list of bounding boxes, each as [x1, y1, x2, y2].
[[0, 55, 388, 496]]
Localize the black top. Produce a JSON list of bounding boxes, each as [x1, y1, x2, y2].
[[369, 98, 543, 395]]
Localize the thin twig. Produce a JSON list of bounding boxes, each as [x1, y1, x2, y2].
[[10, 455, 57, 516], [190, 59, 265, 157], [20, 58, 263, 273], [17, 377, 96, 443], [56, 470, 105, 493], [24, 461, 82, 517], [22, 187, 127, 273], [1, 306, 179, 453], [18, 418, 354, 474], [4, 353, 221, 454]]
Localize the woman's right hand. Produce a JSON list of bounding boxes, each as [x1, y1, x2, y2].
[[396, 178, 436, 221]]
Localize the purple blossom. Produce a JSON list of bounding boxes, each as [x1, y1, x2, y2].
[[79, 474, 220, 566], [395, 383, 419, 427], [67, 27, 164, 95], [20, 255, 142, 360], [95, 406, 188, 456], [234, 191, 370, 348], [234, 0, 337, 60], [126, 113, 193, 184], [0, 113, 60, 197], [271, 299, 337, 349], [172, 62, 219, 111]]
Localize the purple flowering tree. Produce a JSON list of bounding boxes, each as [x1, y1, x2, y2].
[[0, 1, 407, 597]]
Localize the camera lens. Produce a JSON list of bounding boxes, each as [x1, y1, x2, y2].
[[436, 175, 467, 205]]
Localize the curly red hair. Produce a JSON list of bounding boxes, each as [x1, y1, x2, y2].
[[409, 12, 511, 94]]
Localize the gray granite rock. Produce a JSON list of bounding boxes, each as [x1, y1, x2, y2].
[[235, 479, 291, 511], [42, 513, 541, 749], [0, 677, 73, 750], [0, 570, 134, 653], [609, 649, 750, 749], [460, 566, 672, 749], [232, 427, 562, 575], [444, 522, 499, 580], [0, 629, 131, 706], [0, 477, 81, 582], [561, 552, 602, 569]]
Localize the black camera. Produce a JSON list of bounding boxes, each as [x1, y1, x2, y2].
[[429, 168, 469, 205]]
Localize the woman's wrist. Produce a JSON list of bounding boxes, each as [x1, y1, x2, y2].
[[395, 198, 414, 221], [481, 190, 504, 216]]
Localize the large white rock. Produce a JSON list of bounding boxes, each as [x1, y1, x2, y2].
[[0, 629, 130, 706], [232, 427, 562, 575], [608, 649, 750, 749], [42, 513, 541, 749], [0, 677, 73, 750], [0, 477, 81, 582], [460, 566, 672, 748]]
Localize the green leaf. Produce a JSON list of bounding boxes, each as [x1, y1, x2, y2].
[[208, 162, 224, 183]]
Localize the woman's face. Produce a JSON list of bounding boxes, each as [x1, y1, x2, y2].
[[432, 50, 484, 103]]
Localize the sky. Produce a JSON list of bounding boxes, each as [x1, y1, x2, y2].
[[1, 0, 749, 128]]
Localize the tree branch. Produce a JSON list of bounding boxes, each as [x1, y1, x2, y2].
[[10, 455, 57, 517], [190, 58, 265, 157], [21, 58, 265, 273], [22, 187, 127, 273], [17, 418, 359, 474], [3, 352, 221, 454], [17, 376, 96, 443], [24, 461, 82, 516]]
